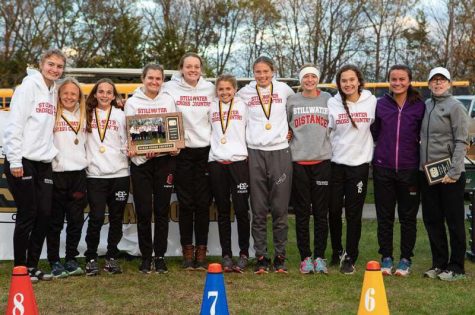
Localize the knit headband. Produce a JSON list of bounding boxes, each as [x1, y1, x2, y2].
[[299, 67, 320, 83]]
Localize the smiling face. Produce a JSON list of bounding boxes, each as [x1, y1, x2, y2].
[[339, 70, 360, 99], [94, 82, 115, 109], [142, 69, 163, 97], [217, 80, 236, 104], [301, 73, 319, 92], [59, 82, 80, 112], [429, 75, 450, 96], [389, 69, 410, 96], [40, 55, 65, 86], [181, 56, 201, 86], [253, 62, 273, 88]]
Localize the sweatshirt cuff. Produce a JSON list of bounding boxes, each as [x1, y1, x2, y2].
[[9, 161, 23, 169]]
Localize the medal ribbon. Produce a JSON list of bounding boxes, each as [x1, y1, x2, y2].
[[255, 82, 273, 120], [61, 114, 81, 136], [95, 107, 112, 143], [219, 98, 235, 137]]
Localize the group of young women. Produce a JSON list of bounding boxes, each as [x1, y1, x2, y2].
[[4, 48, 468, 282]]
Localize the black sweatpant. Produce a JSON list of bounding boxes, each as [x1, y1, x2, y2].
[[175, 147, 210, 246], [5, 158, 53, 267], [373, 166, 419, 260], [292, 160, 331, 260], [420, 172, 466, 274], [47, 170, 88, 262], [328, 163, 369, 263], [209, 160, 250, 257], [131, 155, 175, 259], [84, 176, 129, 260]]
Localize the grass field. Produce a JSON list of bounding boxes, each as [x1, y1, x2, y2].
[[1, 218, 474, 315]]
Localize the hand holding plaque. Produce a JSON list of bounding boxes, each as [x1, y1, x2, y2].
[[423, 157, 452, 185], [127, 112, 185, 155]]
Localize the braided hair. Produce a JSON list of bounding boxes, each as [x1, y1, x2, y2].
[[335, 64, 365, 128]]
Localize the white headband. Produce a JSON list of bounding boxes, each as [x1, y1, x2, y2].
[[299, 67, 320, 83]]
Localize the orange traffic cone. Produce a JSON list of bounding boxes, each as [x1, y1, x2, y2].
[[357, 261, 390, 315], [6, 266, 39, 315]]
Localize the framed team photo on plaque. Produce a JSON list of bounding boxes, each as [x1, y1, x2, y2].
[[127, 112, 185, 155], [423, 157, 452, 185]]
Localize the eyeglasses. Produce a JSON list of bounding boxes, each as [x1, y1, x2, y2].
[[430, 78, 448, 84]]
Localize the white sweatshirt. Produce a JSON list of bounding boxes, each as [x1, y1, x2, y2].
[[328, 90, 376, 166], [125, 87, 177, 166], [3, 69, 58, 168], [86, 106, 129, 178], [52, 106, 88, 172], [208, 97, 248, 162], [237, 80, 294, 151], [161, 73, 214, 148]]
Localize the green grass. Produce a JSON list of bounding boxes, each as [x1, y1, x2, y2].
[[1, 218, 475, 314]]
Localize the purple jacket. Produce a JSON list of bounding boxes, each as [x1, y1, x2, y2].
[[371, 93, 425, 170]]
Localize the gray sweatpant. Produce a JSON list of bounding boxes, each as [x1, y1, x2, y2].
[[248, 148, 292, 257]]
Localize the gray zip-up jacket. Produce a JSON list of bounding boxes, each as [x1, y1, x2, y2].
[[420, 92, 468, 180]]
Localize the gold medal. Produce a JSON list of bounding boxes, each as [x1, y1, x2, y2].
[[265, 123, 272, 130], [74, 138, 79, 145], [95, 107, 112, 154], [219, 99, 234, 144], [256, 83, 273, 132], [220, 137, 227, 144], [99, 146, 106, 153], [61, 112, 82, 145]]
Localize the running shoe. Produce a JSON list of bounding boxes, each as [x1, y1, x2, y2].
[[64, 260, 84, 276], [234, 254, 249, 273], [139, 257, 153, 274], [254, 256, 270, 274], [50, 261, 68, 279], [28, 268, 53, 282], [394, 258, 411, 277], [381, 257, 393, 276], [423, 267, 442, 279], [155, 257, 168, 274], [438, 270, 466, 281], [85, 259, 99, 276], [340, 253, 355, 275], [314, 257, 328, 274], [273, 255, 288, 274], [299, 257, 314, 274], [222, 256, 234, 273], [104, 258, 122, 274]]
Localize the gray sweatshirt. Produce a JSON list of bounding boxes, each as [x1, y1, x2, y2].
[[287, 91, 332, 162], [420, 92, 468, 180]]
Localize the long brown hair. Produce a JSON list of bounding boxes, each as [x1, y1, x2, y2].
[[85, 78, 121, 133], [56, 78, 86, 131], [336, 64, 365, 128]]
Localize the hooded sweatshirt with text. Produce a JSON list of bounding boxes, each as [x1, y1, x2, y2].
[[3, 69, 58, 168], [161, 73, 215, 148]]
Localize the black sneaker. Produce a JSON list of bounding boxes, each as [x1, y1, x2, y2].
[[340, 255, 355, 275], [234, 254, 249, 273], [50, 261, 68, 279], [104, 258, 122, 274], [85, 259, 99, 276], [28, 268, 53, 282], [221, 255, 234, 273], [139, 257, 153, 274], [254, 256, 270, 274], [64, 260, 84, 276], [273, 255, 288, 274], [154, 257, 168, 274]]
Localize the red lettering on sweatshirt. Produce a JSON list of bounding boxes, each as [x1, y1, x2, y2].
[[35, 102, 55, 115], [247, 94, 283, 107], [137, 108, 167, 114], [177, 95, 210, 107], [294, 115, 328, 128], [336, 112, 370, 125], [211, 110, 243, 123], [91, 119, 120, 131]]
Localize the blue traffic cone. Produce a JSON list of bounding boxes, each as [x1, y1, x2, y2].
[[200, 263, 229, 315]]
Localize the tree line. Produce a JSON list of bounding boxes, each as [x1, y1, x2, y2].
[[1, 0, 474, 87]]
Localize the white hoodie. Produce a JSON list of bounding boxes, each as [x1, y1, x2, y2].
[[208, 96, 248, 162], [161, 73, 215, 148], [3, 69, 58, 168], [328, 89, 376, 166], [52, 106, 88, 172], [125, 87, 177, 166], [237, 80, 294, 151], [86, 106, 129, 178]]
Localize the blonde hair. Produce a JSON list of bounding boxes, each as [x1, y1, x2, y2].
[[56, 77, 86, 132]]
